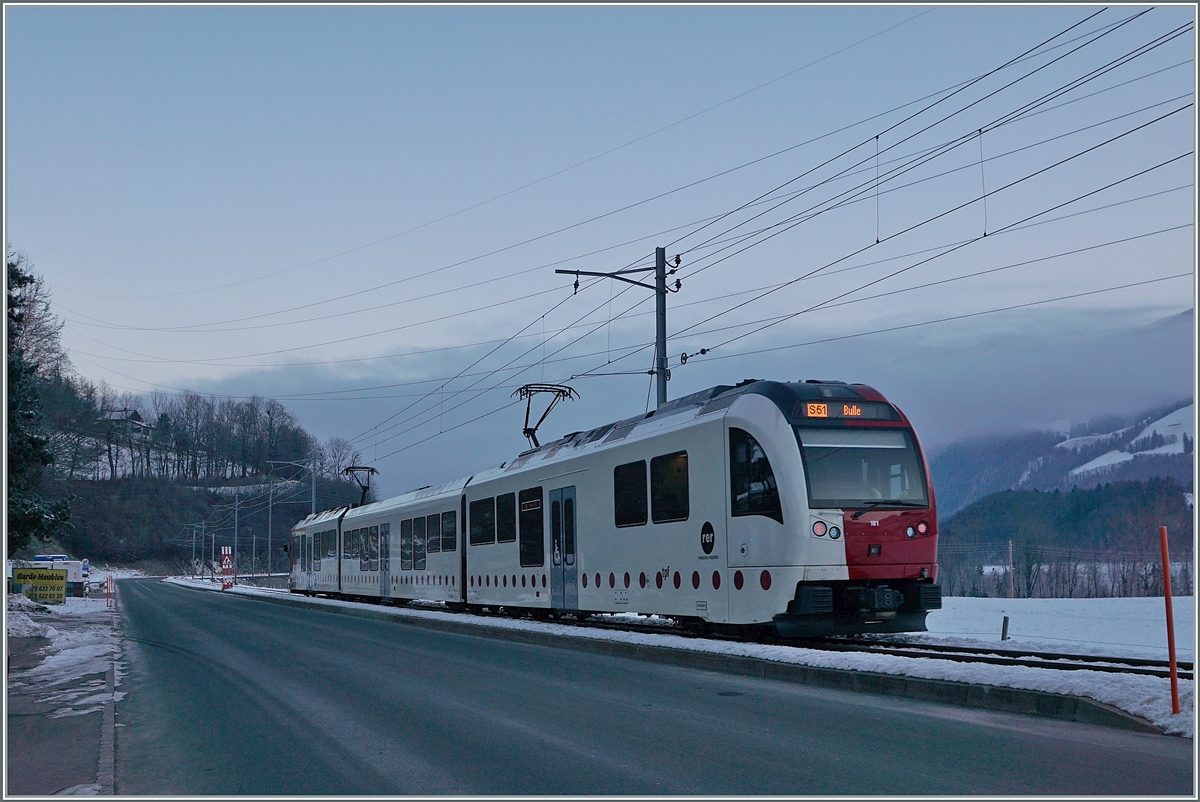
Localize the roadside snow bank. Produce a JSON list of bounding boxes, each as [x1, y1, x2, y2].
[[7, 611, 56, 639]]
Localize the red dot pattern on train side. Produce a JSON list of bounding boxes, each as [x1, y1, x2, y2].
[[734, 570, 744, 590], [623, 572, 630, 589], [691, 571, 700, 590], [673, 571, 681, 589], [760, 570, 771, 590], [582, 573, 588, 588], [656, 572, 663, 589], [640, 572, 647, 589], [712, 571, 721, 590]]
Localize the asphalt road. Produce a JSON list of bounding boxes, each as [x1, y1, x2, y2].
[[114, 578, 1193, 795]]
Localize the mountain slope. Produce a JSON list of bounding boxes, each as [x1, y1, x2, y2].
[[931, 401, 1193, 515]]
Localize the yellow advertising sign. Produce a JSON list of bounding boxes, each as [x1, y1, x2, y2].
[[13, 567, 67, 604]]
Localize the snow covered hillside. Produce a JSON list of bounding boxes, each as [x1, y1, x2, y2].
[[932, 400, 1194, 514], [1069, 404, 1193, 479]]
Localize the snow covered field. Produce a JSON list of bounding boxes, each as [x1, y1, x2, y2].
[[920, 596, 1193, 660], [166, 577, 1195, 737]]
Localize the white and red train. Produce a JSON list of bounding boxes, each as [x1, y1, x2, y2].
[[289, 379, 941, 637]]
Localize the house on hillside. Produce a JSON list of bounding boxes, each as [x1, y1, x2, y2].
[[99, 409, 153, 442], [99, 409, 155, 478]]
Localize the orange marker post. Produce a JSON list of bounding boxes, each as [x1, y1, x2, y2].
[[1159, 525, 1180, 715]]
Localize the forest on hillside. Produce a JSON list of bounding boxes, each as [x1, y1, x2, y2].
[[937, 478, 1193, 599], [8, 248, 367, 566]]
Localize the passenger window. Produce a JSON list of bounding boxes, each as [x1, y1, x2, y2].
[[496, 492, 517, 543], [441, 511, 457, 553], [469, 497, 496, 545], [426, 514, 441, 554], [359, 528, 370, 572], [413, 516, 427, 570], [651, 451, 689, 523], [380, 523, 390, 570], [614, 460, 648, 527], [518, 487, 544, 567], [730, 428, 783, 524], [325, 529, 337, 560], [563, 496, 575, 566], [400, 519, 413, 570], [369, 525, 380, 571], [551, 497, 561, 566], [343, 528, 357, 562]]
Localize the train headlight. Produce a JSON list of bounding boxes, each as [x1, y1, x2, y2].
[[828, 525, 841, 540], [917, 520, 929, 535], [906, 526, 916, 538], [812, 520, 828, 537]]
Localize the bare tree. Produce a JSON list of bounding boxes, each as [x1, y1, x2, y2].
[[323, 437, 361, 479], [8, 251, 70, 377]]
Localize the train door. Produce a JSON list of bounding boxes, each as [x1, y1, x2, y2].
[[305, 531, 314, 591], [549, 487, 578, 611], [380, 523, 391, 600]]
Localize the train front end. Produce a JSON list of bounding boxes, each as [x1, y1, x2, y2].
[[769, 381, 941, 637]]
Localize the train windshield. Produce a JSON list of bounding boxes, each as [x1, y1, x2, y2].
[[793, 427, 928, 510]]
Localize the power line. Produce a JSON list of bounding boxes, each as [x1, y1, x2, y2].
[[67, 43, 1190, 374], [54, 10, 936, 304], [51, 12, 1153, 339], [670, 16, 1189, 282], [673, 134, 1192, 360]]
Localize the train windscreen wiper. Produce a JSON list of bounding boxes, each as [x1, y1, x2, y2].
[[851, 500, 926, 519]]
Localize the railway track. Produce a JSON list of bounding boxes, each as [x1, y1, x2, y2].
[[803, 637, 1194, 681], [450, 604, 1194, 681]]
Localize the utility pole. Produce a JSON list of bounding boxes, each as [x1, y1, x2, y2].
[[654, 247, 668, 408], [311, 453, 317, 516], [1008, 539, 1015, 599], [201, 521, 207, 579], [267, 482, 273, 579], [190, 525, 196, 575], [557, 246, 680, 408], [234, 490, 240, 583]]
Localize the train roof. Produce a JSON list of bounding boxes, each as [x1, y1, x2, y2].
[[305, 379, 900, 519], [484, 379, 895, 476]]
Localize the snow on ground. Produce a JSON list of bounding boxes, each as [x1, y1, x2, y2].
[[1070, 404, 1193, 477], [1069, 448, 1136, 476], [1054, 428, 1129, 452], [915, 596, 1194, 660], [165, 577, 1196, 737], [84, 566, 146, 588], [6, 594, 125, 719]]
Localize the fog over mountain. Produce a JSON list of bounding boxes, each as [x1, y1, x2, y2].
[[198, 305, 1193, 499]]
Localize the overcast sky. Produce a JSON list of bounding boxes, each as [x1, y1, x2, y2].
[[5, 5, 1195, 496]]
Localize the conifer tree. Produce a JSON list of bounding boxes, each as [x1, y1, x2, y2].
[[7, 248, 71, 553]]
